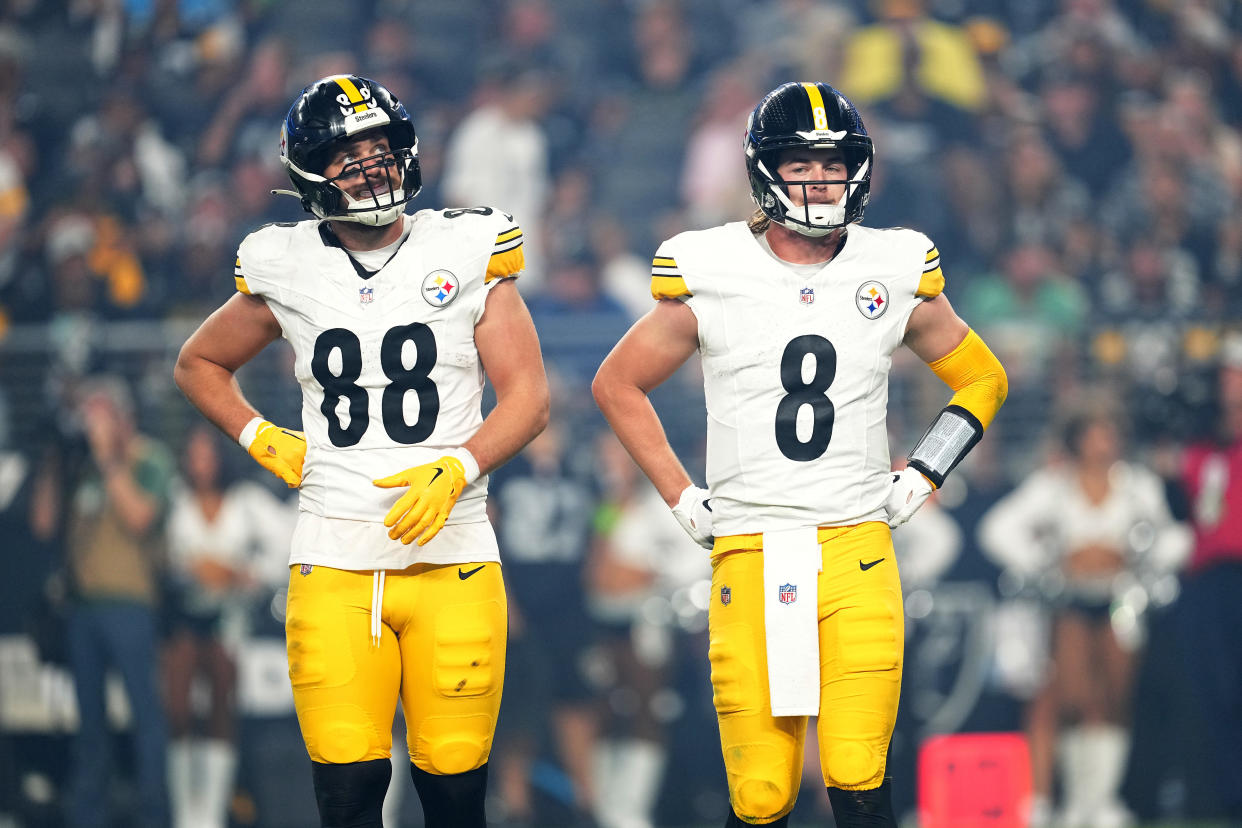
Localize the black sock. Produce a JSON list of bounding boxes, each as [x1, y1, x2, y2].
[[310, 758, 391, 828], [826, 780, 897, 827], [409, 761, 488, 828]]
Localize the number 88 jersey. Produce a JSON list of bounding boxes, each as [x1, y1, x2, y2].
[[652, 222, 944, 535], [234, 208, 523, 562]]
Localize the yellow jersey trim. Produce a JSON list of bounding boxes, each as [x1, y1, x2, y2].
[[651, 275, 691, 300]]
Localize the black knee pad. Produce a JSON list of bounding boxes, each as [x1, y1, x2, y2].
[[409, 761, 488, 828], [725, 809, 789, 827], [827, 780, 897, 827], [310, 758, 391, 828]]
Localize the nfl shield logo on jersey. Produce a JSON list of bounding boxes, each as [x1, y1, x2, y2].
[[799, 287, 815, 305], [422, 269, 460, 307], [856, 281, 889, 319], [721, 586, 732, 605], [359, 286, 374, 304], [778, 583, 797, 604], [300, 563, 313, 576]]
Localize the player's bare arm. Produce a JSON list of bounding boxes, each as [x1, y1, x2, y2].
[[887, 290, 1008, 526], [592, 298, 699, 508], [174, 292, 283, 441], [468, 278, 550, 473], [903, 293, 970, 364], [175, 293, 305, 488]]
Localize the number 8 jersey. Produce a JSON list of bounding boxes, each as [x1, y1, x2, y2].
[[652, 222, 944, 535], [234, 208, 524, 569]]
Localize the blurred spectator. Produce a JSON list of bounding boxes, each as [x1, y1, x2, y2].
[[1001, 128, 1091, 252], [526, 248, 632, 387], [590, 213, 650, 323], [1091, 234, 1204, 439], [589, 0, 700, 255], [163, 425, 292, 828], [0, 140, 29, 304], [585, 432, 709, 828], [1176, 332, 1242, 823], [679, 64, 759, 228], [1039, 70, 1129, 197], [442, 65, 551, 285], [489, 421, 600, 826], [840, 0, 987, 112], [740, 0, 856, 84], [960, 241, 1085, 447], [37, 208, 148, 324], [30, 375, 174, 828], [979, 401, 1189, 828], [195, 36, 292, 170]]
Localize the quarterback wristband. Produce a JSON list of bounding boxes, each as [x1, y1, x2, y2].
[[238, 417, 264, 451], [447, 447, 481, 485], [906, 404, 983, 489]]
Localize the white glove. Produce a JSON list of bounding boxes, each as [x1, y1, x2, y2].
[[885, 467, 934, 528], [672, 485, 715, 549]]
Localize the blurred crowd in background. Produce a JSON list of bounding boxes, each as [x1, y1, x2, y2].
[[1, 0, 1241, 826]]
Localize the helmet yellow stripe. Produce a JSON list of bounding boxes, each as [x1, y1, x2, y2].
[[802, 82, 829, 131], [333, 76, 371, 113]]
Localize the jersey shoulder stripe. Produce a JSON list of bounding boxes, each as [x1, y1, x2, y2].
[[650, 255, 690, 299], [487, 225, 525, 283], [233, 256, 251, 294], [918, 244, 945, 298]]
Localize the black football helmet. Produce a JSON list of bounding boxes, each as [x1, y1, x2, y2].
[[278, 75, 421, 226], [744, 82, 873, 236]]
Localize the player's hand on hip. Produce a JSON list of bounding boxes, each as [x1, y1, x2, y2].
[[672, 485, 715, 550], [373, 456, 469, 546], [242, 419, 305, 488], [885, 467, 934, 528]]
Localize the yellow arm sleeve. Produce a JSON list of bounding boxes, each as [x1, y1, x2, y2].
[[926, 328, 1008, 430]]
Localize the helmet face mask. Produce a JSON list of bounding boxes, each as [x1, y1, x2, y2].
[[745, 83, 874, 236], [279, 75, 423, 226]]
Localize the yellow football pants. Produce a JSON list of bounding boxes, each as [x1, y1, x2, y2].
[[285, 561, 506, 775], [709, 521, 903, 824]]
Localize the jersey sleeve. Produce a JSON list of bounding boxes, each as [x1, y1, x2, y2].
[[650, 241, 691, 300], [485, 221, 525, 283], [234, 225, 292, 299], [917, 238, 945, 299]]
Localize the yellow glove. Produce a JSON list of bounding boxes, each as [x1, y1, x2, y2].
[[240, 418, 305, 488], [373, 452, 477, 546]]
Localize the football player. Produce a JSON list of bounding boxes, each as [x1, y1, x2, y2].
[[174, 75, 549, 828], [592, 82, 1007, 826]]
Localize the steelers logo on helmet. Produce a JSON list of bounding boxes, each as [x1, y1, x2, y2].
[[856, 281, 889, 319], [422, 269, 460, 308], [745, 82, 874, 238], [276, 74, 423, 227]]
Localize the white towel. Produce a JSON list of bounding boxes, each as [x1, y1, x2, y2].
[[762, 527, 822, 716]]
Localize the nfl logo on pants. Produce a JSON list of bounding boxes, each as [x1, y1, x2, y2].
[[778, 583, 797, 604]]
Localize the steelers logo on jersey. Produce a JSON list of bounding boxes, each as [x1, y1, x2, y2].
[[856, 281, 889, 319], [422, 269, 461, 307]]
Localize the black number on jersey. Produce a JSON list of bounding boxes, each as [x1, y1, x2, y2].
[[380, 322, 439, 444], [775, 335, 836, 461], [312, 329, 368, 447], [443, 206, 493, 219], [311, 324, 440, 447], [443, 206, 515, 222]]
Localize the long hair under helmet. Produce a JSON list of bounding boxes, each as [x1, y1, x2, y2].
[[277, 74, 421, 226], [745, 82, 874, 237]]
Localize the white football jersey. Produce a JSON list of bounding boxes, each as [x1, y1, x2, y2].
[[234, 207, 525, 569], [651, 222, 944, 534]]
